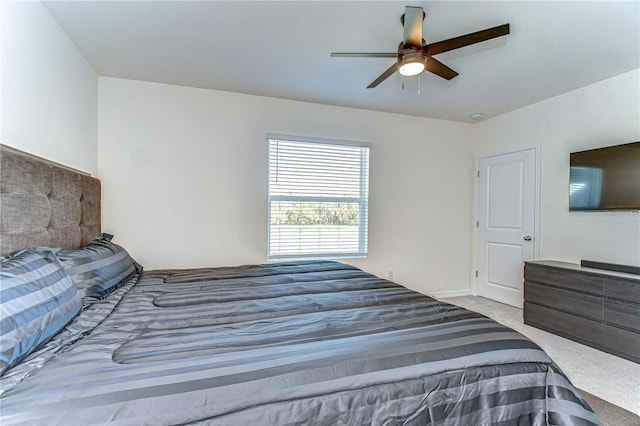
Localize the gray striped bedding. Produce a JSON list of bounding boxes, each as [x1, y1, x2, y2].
[[0, 249, 81, 375], [0, 260, 603, 425], [55, 234, 141, 302]]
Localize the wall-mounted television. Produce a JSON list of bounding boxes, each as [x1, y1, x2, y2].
[[569, 141, 640, 211]]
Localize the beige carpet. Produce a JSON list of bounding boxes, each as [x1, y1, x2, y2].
[[580, 389, 640, 426]]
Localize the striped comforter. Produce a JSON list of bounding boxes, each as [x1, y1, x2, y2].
[[0, 261, 602, 425]]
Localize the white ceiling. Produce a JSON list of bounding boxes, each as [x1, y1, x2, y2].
[[44, 1, 640, 123]]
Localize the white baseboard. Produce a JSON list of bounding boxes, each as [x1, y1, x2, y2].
[[429, 289, 473, 299]]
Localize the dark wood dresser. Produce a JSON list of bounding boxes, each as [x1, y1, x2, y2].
[[523, 260, 639, 363]]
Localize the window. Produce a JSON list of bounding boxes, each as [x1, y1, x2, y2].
[[268, 134, 370, 260]]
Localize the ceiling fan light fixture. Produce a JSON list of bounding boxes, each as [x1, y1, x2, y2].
[[398, 60, 425, 76], [398, 50, 426, 77]]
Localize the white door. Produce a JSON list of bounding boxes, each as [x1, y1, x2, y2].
[[477, 148, 536, 308]]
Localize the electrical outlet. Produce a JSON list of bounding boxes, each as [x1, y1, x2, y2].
[[387, 270, 394, 280]]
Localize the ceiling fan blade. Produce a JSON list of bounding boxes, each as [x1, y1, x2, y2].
[[426, 23, 510, 56], [330, 52, 397, 58], [425, 57, 458, 80], [367, 63, 398, 88], [402, 6, 424, 48]]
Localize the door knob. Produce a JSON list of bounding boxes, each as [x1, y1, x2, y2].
[[523, 236, 532, 241]]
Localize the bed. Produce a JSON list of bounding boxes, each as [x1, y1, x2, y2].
[[0, 145, 603, 425]]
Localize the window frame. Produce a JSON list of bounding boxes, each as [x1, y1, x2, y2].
[[267, 133, 371, 261]]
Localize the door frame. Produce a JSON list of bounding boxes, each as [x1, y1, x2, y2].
[[472, 146, 541, 298]]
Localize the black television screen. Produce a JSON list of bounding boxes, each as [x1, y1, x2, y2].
[[569, 141, 640, 211]]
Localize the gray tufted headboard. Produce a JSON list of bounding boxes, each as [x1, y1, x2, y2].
[[0, 145, 101, 256]]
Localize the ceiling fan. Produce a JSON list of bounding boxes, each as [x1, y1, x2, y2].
[[331, 6, 510, 88]]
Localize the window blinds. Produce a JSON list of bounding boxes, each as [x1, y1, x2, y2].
[[268, 135, 370, 260]]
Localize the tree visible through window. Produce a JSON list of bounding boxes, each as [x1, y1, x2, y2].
[[267, 135, 370, 260]]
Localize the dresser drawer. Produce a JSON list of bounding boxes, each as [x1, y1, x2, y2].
[[604, 299, 640, 332], [525, 264, 602, 295], [524, 302, 640, 363], [525, 282, 603, 320], [604, 278, 640, 303]]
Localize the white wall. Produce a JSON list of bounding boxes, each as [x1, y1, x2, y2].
[[473, 69, 640, 267], [7, 1, 636, 291], [0, 1, 98, 174], [98, 77, 473, 296]]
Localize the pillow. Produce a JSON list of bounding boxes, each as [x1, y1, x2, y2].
[[55, 235, 142, 300], [0, 249, 82, 375]]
